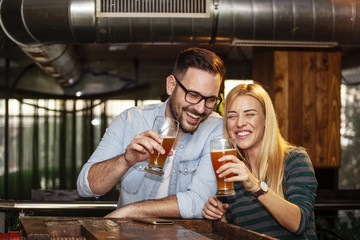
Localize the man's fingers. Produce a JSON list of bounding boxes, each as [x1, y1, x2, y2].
[[131, 135, 164, 155]]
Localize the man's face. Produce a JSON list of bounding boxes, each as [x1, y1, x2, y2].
[[166, 67, 221, 133]]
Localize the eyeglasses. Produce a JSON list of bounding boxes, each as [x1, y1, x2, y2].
[[173, 75, 222, 109]]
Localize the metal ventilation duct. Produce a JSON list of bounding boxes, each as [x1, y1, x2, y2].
[[98, 0, 209, 17], [20, 44, 82, 87], [1, 0, 360, 85]]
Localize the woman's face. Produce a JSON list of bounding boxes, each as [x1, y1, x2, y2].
[[226, 95, 266, 153]]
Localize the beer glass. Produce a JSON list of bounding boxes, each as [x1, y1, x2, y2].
[[145, 116, 179, 176], [210, 138, 236, 197]]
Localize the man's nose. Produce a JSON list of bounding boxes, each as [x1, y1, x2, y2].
[[193, 98, 207, 113]]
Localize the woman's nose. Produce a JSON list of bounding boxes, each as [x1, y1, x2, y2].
[[237, 116, 247, 127]]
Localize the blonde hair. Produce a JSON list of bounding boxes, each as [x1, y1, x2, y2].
[[224, 83, 291, 197]]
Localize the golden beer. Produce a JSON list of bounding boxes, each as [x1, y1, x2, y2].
[[211, 149, 236, 196], [145, 116, 179, 176], [146, 136, 176, 175]]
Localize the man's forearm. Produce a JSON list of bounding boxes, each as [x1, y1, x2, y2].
[[88, 154, 132, 195], [105, 195, 181, 218]]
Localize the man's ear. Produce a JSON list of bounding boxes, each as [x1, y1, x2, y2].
[[166, 75, 176, 96]]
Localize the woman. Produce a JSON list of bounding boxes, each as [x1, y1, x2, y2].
[[202, 83, 318, 239]]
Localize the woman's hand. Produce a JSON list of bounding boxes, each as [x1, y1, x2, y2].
[[217, 155, 259, 193], [202, 197, 229, 220], [217, 156, 303, 232]]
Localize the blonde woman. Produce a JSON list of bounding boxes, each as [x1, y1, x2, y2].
[[202, 83, 317, 239]]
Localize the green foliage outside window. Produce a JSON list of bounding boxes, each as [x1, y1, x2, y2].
[[340, 85, 360, 189]]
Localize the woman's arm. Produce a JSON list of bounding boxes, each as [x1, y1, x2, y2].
[[216, 154, 305, 232], [256, 187, 301, 231]]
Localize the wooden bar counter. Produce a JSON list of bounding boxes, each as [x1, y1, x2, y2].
[[19, 216, 276, 240]]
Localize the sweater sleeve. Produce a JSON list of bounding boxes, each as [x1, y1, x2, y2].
[[283, 148, 318, 235]]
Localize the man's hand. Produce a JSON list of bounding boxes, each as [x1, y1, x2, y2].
[[88, 129, 169, 196], [124, 129, 165, 166]]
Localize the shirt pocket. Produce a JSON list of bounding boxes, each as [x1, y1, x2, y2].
[[178, 160, 199, 191], [121, 163, 147, 194]]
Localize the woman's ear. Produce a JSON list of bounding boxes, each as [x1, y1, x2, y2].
[[166, 75, 176, 96]]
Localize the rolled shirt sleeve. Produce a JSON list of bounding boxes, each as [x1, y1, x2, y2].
[[77, 107, 151, 198]]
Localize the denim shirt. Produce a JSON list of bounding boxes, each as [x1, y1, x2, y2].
[[77, 100, 224, 218]]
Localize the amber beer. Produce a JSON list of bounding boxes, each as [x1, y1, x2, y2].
[[210, 138, 236, 197], [211, 149, 237, 196], [145, 116, 179, 176], [146, 136, 176, 175]]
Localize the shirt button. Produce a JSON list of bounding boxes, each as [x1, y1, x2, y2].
[[180, 145, 184, 149], [172, 169, 176, 174], [184, 168, 188, 173], [139, 165, 143, 169]]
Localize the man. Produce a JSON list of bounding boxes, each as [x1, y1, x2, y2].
[[77, 47, 226, 219]]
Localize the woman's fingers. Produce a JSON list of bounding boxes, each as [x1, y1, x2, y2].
[[216, 161, 245, 175], [202, 197, 225, 220], [214, 157, 260, 193], [208, 196, 219, 206], [215, 161, 253, 184], [218, 154, 241, 163]]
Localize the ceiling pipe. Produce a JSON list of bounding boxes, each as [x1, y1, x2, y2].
[[20, 44, 82, 87], [0, 0, 90, 87], [1, 0, 360, 85]]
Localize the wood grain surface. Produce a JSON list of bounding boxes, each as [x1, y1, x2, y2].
[[253, 48, 341, 168], [19, 217, 277, 240]]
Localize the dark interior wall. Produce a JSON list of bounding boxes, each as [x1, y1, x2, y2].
[[0, 56, 253, 100]]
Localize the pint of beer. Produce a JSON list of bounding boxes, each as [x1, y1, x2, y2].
[[210, 139, 236, 197], [145, 116, 179, 176]]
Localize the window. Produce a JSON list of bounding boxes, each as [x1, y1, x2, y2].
[[0, 98, 160, 199], [340, 84, 360, 189], [224, 79, 254, 99]]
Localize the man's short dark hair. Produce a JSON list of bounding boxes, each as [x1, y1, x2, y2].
[[172, 47, 226, 82]]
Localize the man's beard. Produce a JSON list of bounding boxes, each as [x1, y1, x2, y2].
[[169, 96, 209, 133]]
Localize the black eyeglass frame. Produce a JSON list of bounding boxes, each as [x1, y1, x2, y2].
[[173, 75, 222, 109]]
